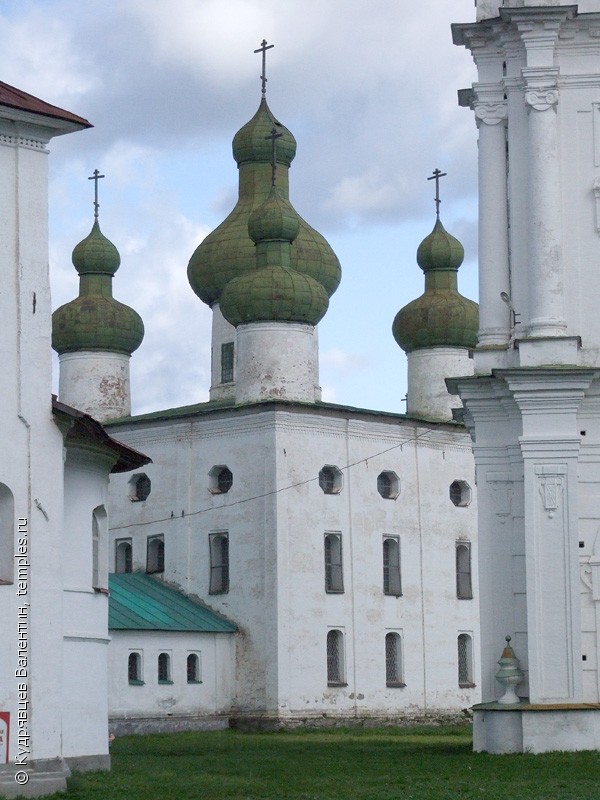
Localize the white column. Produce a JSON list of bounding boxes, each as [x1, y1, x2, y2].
[[474, 100, 510, 347], [507, 370, 594, 703], [407, 347, 473, 421], [524, 72, 566, 338]]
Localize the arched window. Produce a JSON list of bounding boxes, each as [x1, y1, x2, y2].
[[128, 652, 143, 684], [146, 535, 165, 574], [209, 533, 229, 594], [385, 632, 404, 686], [456, 542, 473, 599], [115, 539, 133, 574], [158, 652, 171, 683], [187, 653, 201, 684], [324, 533, 344, 593], [326, 629, 345, 685], [92, 505, 107, 589], [383, 537, 402, 596], [458, 634, 474, 687], [0, 484, 15, 585]]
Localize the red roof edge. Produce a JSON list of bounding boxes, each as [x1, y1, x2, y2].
[[0, 80, 92, 128]]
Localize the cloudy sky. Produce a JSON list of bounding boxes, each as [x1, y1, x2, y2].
[[1, 0, 480, 415]]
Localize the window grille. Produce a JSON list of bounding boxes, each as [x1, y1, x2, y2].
[[324, 534, 344, 593], [128, 652, 142, 684], [456, 542, 473, 599], [383, 537, 402, 596], [319, 467, 336, 493], [130, 473, 151, 502], [327, 630, 345, 684], [146, 536, 165, 574], [217, 467, 233, 493], [221, 342, 234, 384], [458, 634, 474, 687], [115, 539, 133, 574], [187, 653, 201, 683], [385, 632, 403, 686], [209, 533, 229, 594], [158, 652, 171, 683]]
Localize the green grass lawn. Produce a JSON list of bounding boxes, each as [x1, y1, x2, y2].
[[45, 725, 600, 800]]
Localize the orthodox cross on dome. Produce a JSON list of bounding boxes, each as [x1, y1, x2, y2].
[[254, 39, 274, 96], [265, 126, 283, 187], [427, 168, 447, 218], [88, 168, 105, 219]]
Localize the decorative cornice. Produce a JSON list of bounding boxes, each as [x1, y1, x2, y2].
[[0, 133, 48, 151]]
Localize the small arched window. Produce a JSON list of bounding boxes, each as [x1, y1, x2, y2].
[[147, 535, 165, 574], [115, 539, 133, 574], [383, 537, 402, 596], [0, 483, 14, 585], [209, 533, 229, 594], [324, 533, 344, 593], [456, 542, 473, 599], [385, 632, 404, 686], [158, 652, 171, 684], [128, 652, 143, 684], [187, 653, 201, 684], [327, 629, 345, 685], [458, 634, 474, 687]]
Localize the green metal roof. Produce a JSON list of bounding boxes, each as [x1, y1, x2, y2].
[[108, 573, 237, 633]]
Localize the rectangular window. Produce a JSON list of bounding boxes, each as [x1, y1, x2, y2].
[[385, 632, 404, 687], [383, 536, 402, 596], [327, 629, 346, 685], [456, 541, 473, 599], [324, 533, 344, 593], [146, 535, 165, 574], [209, 532, 229, 594], [221, 342, 234, 384], [458, 633, 475, 687], [92, 506, 108, 590]]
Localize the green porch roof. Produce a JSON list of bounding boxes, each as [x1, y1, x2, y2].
[[109, 573, 237, 633]]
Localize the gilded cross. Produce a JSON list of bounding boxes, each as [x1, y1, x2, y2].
[[254, 39, 274, 96], [88, 168, 105, 219], [265, 127, 283, 187], [427, 168, 447, 217]]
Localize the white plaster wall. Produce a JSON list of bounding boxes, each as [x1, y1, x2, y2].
[[108, 631, 234, 717], [107, 405, 479, 721], [236, 323, 321, 404], [0, 118, 69, 769], [407, 348, 473, 421], [58, 351, 132, 422], [61, 445, 114, 760]]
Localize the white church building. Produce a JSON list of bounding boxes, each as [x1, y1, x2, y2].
[[50, 75, 481, 727]]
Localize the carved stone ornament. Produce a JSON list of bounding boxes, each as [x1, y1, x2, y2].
[[474, 102, 508, 126], [525, 89, 559, 112], [539, 475, 562, 518]]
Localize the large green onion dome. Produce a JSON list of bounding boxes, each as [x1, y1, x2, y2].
[[393, 218, 478, 353], [52, 220, 144, 355], [220, 186, 328, 326], [187, 98, 341, 306]]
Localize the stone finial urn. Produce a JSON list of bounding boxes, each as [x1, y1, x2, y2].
[[495, 635, 524, 705]]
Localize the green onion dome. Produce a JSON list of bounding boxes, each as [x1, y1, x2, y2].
[[393, 218, 478, 353], [52, 221, 144, 355], [187, 99, 341, 306], [232, 97, 297, 167], [220, 266, 328, 326], [248, 186, 300, 243]]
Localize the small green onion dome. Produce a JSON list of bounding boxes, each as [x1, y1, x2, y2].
[[52, 221, 144, 356], [72, 219, 120, 275], [393, 218, 478, 353], [248, 186, 300, 243], [220, 266, 329, 327], [187, 99, 341, 307], [232, 97, 296, 167], [416, 217, 465, 272]]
